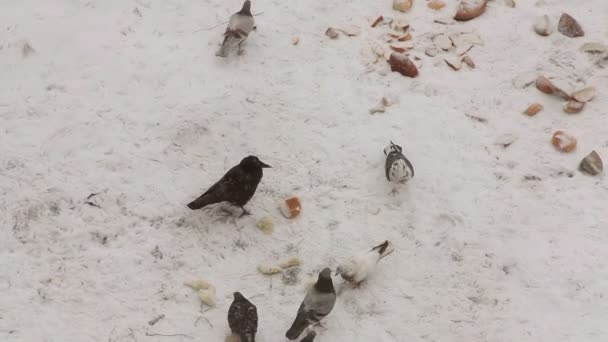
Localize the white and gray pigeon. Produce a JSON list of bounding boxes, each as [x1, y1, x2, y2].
[[384, 141, 414, 185], [336, 240, 394, 285], [285, 268, 336, 340], [216, 0, 255, 57]]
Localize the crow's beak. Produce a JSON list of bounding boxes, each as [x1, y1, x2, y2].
[[259, 161, 271, 168]]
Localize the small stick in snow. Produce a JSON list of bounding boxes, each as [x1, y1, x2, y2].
[[451, 319, 475, 323], [400, 289, 414, 300], [85, 201, 101, 208], [239, 273, 257, 280], [464, 113, 488, 123], [194, 316, 213, 328], [145, 332, 194, 339], [285, 238, 305, 253], [85, 192, 102, 208], [86, 192, 100, 200], [248, 293, 264, 300], [148, 314, 165, 326]]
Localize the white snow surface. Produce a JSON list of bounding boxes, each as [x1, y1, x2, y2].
[[2, 0, 608, 341]]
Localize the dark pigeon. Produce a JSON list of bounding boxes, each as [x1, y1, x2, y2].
[[228, 292, 258, 342]]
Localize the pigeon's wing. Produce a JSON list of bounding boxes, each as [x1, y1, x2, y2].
[[385, 152, 413, 181], [226, 14, 254, 37], [228, 300, 241, 331], [385, 152, 400, 181], [304, 290, 336, 319], [286, 302, 311, 340], [228, 306, 236, 330], [403, 155, 414, 177], [246, 304, 258, 333], [224, 14, 237, 36]]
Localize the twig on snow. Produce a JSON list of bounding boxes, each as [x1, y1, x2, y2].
[[148, 314, 165, 326], [194, 316, 213, 328], [451, 319, 475, 323], [239, 273, 257, 280], [145, 332, 193, 339], [464, 113, 488, 123], [399, 289, 414, 300], [86, 192, 100, 200], [248, 293, 264, 300], [85, 201, 101, 208], [85, 192, 102, 208], [285, 238, 304, 254]]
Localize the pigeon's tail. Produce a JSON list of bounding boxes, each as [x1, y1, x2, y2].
[[238, 333, 254, 342], [216, 45, 228, 57], [216, 36, 230, 57], [187, 194, 214, 210], [372, 240, 394, 260], [285, 315, 308, 340], [301, 331, 316, 342]]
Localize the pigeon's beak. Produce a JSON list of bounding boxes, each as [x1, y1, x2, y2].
[[259, 161, 271, 168]]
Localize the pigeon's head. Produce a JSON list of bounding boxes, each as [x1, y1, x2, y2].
[[233, 292, 245, 301], [239, 0, 252, 16], [314, 268, 334, 293], [319, 267, 332, 279], [383, 141, 403, 156], [241, 155, 271, 170], [371, 240, 395, 259], [335, 263, 353, 278]]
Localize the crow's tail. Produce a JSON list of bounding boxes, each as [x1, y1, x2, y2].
[[187, 194, 213, 210]]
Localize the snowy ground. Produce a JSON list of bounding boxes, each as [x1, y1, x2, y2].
[[1, 0, 608, 341]]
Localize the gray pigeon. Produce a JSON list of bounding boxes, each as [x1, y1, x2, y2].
[[228, 292, 258, 342], [285, 268, 336, 340], [384, 141, 414, 184], [216, 0, 255, 57], [187, 155, 271, 216]]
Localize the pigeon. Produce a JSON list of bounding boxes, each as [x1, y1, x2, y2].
[[301, 331, 316, 342], [384, 141, 414, 190], [336, 240, 394, 286], [228, 292, 258, 342], [187, 155, 271, 216], [285, 268, 336, 340], [216, 0, 255, 57]]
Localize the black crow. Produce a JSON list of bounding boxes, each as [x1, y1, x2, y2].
[[187, 155, 270, 216]]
